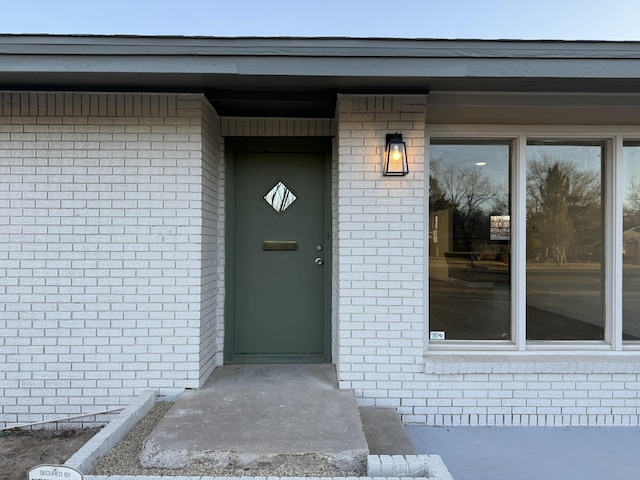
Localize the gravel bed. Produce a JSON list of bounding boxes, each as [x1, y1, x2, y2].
[[92, 401, 364, 477]]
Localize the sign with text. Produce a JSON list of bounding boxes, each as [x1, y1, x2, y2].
[[27, 465, 82, 480], [490, 215, 510, 241]]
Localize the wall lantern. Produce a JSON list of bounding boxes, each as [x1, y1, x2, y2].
[[383, 132, 409, 176]]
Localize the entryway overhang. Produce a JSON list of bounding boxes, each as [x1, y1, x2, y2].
[[3, 35, 640, 117]]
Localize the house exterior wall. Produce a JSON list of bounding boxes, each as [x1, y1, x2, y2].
[[0, 92, 224, 427], [3, 89, 640, 428]]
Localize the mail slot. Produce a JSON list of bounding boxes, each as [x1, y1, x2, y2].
[[262, 240, 298, 251]]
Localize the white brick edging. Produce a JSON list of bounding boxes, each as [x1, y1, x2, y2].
[[84, 476, 444, 480], [368, 455, 454, 480], [66, 390, 157, 474]]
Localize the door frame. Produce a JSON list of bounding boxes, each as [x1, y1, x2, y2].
[[224, 137, 333, 363]]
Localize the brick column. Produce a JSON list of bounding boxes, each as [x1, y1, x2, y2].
[[335, 94, 427, 416]]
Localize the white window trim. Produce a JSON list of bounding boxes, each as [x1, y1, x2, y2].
[[425, 124, 640, 354]]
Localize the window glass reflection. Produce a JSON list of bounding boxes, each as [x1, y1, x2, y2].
[[622, 142, 640, 341], [526, 142, 604, 340], [429, 141, 511, 340]]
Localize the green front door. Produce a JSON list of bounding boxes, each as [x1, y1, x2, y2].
[[226, 139, 331, 362]]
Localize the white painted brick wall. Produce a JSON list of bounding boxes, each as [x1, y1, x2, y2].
[[335, 94, 427, 410], [198, 98, 225, 385], [4, 90, 640, 428], [0, 92, 224, 428], [343, 352, 640, 426]]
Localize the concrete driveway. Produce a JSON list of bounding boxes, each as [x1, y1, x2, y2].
[[407, 425, 640, 480]]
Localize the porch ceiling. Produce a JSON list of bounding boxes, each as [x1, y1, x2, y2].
[[3, 35, 640, 117]]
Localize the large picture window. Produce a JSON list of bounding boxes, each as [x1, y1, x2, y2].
[[427, 127, 640, 351], [429, 141, 511, 340]]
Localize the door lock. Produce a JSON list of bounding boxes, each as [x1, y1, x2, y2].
[[315, 257, 324, 266]]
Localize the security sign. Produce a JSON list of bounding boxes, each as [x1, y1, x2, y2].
[[27, 465, 83, 480]]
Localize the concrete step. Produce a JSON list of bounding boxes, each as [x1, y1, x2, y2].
[[139, 364, 369, 475], [359, 406, 417, 455]]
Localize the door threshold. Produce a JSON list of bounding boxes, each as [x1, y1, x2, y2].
[[227, 353, 329, 364]]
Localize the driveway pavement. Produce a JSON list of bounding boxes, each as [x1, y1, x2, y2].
[[407, 426, 640, 480]]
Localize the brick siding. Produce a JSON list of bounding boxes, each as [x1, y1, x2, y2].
[[334, 94, 428, 411], [0, 92, 224, 427]]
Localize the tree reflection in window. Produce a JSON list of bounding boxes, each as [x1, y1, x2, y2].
[[429, 141, 511, 340], [526, 142, 604, 341], [623, 142, 640, 340], [526, 157, 600, 268]]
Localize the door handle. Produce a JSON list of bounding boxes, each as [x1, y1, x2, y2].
[[315, 257, 324, 266]]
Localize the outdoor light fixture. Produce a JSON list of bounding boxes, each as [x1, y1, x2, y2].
[[383, 132, 409, 176]]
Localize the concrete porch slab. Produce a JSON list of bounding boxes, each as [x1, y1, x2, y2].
[[139, 364, 369, 475]]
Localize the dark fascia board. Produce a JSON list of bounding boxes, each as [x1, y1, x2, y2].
[[2, 35, 640, 73], [3, 34, 640, 59]]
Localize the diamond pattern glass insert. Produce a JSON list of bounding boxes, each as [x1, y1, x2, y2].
[[264, 180, 297, 214]]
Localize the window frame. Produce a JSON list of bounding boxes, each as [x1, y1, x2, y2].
[[426, 125, 637, 353]]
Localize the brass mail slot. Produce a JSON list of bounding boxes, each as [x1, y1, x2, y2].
[[262, 240, 298, 251]]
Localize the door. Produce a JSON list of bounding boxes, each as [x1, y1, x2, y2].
[[226, 139, 331, 362]]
